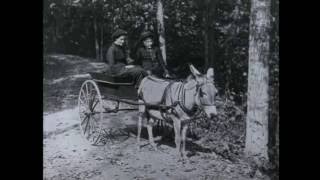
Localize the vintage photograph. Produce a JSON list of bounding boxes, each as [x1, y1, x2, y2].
[[43, 0, 279, 179]]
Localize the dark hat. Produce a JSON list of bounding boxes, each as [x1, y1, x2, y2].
[[139, 31, 154, 42], [112, 29, 127, 41]]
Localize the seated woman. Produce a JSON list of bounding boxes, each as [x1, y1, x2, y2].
[[105, 29, 147, 87], [135, 31, 170, 78]]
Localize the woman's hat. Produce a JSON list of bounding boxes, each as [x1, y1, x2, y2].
[[112, 29, 127, 41], [139, 31, 154, 42]]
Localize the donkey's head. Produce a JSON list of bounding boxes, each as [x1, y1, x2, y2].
[[189, 64, 218, 118]]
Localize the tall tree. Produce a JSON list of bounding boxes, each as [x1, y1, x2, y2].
[[92, 0, 105, 61], [194, 0, 218, 70], [156, 0, 167, 65], [100, 22, 104, 61], [245, 0, 271, 163], [93, 15, 100, 61], [206, 0, 218, 69]]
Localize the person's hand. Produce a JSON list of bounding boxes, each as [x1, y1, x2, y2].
[[126, 57, 134, 64], [125, 65, 135, 69], [164, 70, 170, 78]]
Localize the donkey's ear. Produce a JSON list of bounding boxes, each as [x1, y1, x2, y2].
[[207, 68, 214, 81], [189, 64, 201, 77], [186, 74, 194, 81]]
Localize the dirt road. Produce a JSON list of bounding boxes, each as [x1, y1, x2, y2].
[[43, 108, 261, 180]]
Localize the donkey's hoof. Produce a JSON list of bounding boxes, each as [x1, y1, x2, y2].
[[148, 143, 158, 151], [177, 156, 189, 165], [182, 155, 188, 161], [182, 157, 190, 164], [151, 146, 158, 151], [177, 157, 186, 164]]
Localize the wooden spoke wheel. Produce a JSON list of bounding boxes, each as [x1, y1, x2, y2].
[[78, 80, 105, 146]]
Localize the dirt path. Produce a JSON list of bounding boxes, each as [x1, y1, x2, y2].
[[44, 108, 262, 180], [43, 54, 270, 180]]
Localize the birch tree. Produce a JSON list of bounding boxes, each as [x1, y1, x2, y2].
[[245, 0, 271, 163], [156, 0, 167, 65]]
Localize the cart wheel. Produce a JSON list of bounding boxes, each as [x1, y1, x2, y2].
[[78, 80, 105, 146]]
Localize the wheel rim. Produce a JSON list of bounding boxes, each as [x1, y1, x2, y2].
[[78, 80, 105, 146]]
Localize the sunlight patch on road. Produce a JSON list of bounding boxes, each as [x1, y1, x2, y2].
[[46, 73, 91, 85], [44, 107, 80, 137]]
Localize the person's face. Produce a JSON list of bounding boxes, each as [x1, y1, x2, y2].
[[143, 38, 153, 49], [114, 35, 126, 46]]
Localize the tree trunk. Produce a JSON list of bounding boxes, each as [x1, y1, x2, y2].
[[208, 26, 215, 68], [203, 14, 209, 69], [207, 0, 217, 69], [202, 0, 217, 70], [94, 17, 100, 61], [100, 23, 104, 61], [245, 0, 271, 163], [224, 47, 232, 96], [52, 16, 58, 49], [156, 0, 167, 65]]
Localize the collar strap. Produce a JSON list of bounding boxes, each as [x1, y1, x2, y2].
[[177, 83, 199, 117]]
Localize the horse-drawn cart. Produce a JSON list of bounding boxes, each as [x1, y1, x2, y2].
[[78, 72, 175, 146], [78, 66, 218, 157]]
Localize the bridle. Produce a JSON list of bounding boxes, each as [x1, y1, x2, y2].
[[196, 81, 217, 107], [176, 79, 217, 117]]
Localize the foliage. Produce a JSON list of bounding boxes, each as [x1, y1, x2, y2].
[[189, 96, 246, 161], [43, 0, 254, 100]]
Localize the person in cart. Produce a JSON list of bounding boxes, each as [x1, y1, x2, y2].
[[105, 29, 147, 87], [134, 31, 171, 78]]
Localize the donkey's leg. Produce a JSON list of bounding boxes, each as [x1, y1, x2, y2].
[[181, 125, 188, 159], [137, 101, 145, 150], [173, 119, 181, 156], [137, 112, 144, 150], [147, 118, 157, 150]]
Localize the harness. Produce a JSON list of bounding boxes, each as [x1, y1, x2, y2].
[[138, 76, 216, 125], [139, 80, 195, 121], [175, 82, 198, 117]]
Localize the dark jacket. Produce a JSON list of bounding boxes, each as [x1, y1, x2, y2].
[[105, 43, 128, 74], [105, 43, 147, 84], [135, 47, 167, 76]]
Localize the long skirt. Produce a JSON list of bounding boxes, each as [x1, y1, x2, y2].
[[112, 64, 147, 87]]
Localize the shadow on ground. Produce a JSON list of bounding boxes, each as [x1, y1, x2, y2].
[[104, 124, 214, 157]]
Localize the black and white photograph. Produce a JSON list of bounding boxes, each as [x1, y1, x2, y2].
[[43, 0, 279, 179]]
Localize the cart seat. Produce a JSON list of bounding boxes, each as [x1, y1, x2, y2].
[[89, 72, 134, 85]]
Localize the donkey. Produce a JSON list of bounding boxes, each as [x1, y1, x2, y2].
[[137, 64, 218, 158]]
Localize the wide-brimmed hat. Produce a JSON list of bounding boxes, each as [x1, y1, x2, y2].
[[139, 31, 154, 42], [112, 29, 127, 41]]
